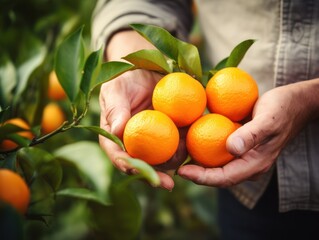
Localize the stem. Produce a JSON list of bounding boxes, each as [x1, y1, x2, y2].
[[29, 121, 69, 146]]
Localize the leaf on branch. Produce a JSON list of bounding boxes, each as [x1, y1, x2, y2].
[[75, 125, 125, 151], [225, 39, 256, 68], [92, 61, 134, 91], [123, 49, 172, 74], [55, 26, 85, 102], [56, 188, 111, 206], [120, 157, 161, 187]]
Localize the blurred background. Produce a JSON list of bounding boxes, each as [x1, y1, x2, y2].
[[0, 0, 220, 239]]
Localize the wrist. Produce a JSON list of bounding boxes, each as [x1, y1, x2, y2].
[[105, 30, 156, 61], [294, 78, 319, 121]]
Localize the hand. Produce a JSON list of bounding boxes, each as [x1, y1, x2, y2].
[[99, 30, 186, 190], [178, 79, 319, 187], [99, 68, 188, 190]]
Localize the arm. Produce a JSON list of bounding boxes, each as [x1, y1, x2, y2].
[[178, 79, 319, 187]]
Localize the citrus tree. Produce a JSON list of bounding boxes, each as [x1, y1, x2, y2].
[[0, 1, 256, 239]]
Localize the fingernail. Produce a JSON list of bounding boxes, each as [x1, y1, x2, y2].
[[231, 136, 245, 155]]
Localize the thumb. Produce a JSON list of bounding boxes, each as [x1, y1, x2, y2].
[[226, 117, 270, 156], [106, 106, 131, 138]]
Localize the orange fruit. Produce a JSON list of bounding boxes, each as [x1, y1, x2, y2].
[[48, 70, 66, 100], [0, 169, 30, 215], [123, 110, 179, 165], [0, 118, 34, 151], [186, 113, 237, 167], [152, 72, 207, 127], [206, 67, 258, 122], [41, 102, 66, 134]]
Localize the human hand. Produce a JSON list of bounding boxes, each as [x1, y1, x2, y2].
[[178, 79, 319, 187], [99, 69, 187, 190]]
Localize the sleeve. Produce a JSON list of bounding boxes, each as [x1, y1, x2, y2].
[[91, 0, 194, 50]]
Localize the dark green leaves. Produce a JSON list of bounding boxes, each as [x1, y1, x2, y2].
[[210, 39, 256, 75], [123, 49, 172, 74], [55, 27, 134, 106], [130, 23, 202, 80], [55, 26, 85, 102], [131, 24, 178, 60], [93, 61, 134, 90], [224, 39, 256, 68]]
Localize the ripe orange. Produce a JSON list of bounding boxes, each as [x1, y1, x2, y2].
[[41, 102, 66, 134], [123, 110, 179, 165], [48, 70, 66, 100], [0, 169, 30, 215], [0, 118, 34, 151], [186, 113, 237, 167], [152, 72, 207, 127], [206, 67, 258, 122]]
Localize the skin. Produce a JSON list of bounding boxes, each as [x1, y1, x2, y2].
[[99, 30, 319, 190]]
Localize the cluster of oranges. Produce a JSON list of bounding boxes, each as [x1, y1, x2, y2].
[[123, 67, 258, 168]]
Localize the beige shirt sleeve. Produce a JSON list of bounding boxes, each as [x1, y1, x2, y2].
[[91, 0, 193, 50]]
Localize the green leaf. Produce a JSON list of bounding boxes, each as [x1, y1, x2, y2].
[[88, 184, 142, 240], [0, 56, 16, 107], [121, 157, 160, 187], [131, 23, 202, 79], [92, 61, 134, 90], [56, 188, 111, 206], [55, 26, 85, 102], [0, 123, 29, 141], [54, 141, 113, 198], [80, 48, 102, 96], [75, 125, 125, 151], [213, 57, 228, 72], [13, 35, 46, 104], [16, 147, 63, 191], [123, 49, 172, 74], [225, 39, 256, 67], [177, 40, 202, 79], [131, 23, 178, 60], [14, 147, 60, 218]]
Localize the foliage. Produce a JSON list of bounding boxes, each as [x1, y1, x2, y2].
[[0, 1, 255, 239]]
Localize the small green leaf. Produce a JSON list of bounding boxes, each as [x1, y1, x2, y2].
[[177, 40, 202, 79], [123, 49, 172, 74], [55, 26, 85, 102], [131, 24, 202, 79], [131, 23, 179, 61], [92, 61, 134, 90], [1, 134, 31, 149], [75, 125, 125, 151], [121, 157, 160, 187], [80, 48, 102, 96], [225, 39, 256, 67], [213, 57, 228, 71], [0, 123, 29, 141], [56, 188, 111, 206]]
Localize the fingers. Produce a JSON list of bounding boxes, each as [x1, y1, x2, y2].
[[157, 171, 175, 191], [226, 114, 276, 156], [100, 80, 131, 137], [177, 154, 273, 188]]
